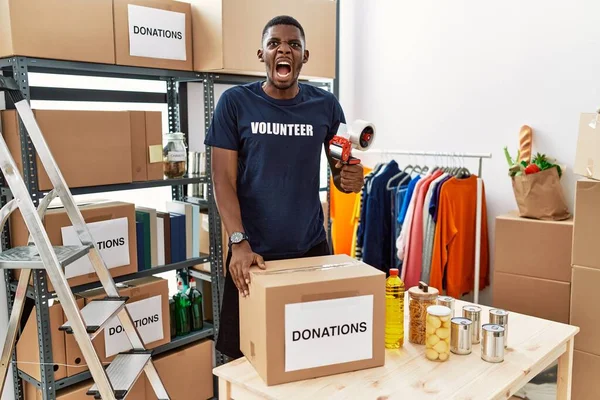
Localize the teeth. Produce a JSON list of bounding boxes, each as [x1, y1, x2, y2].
[[277, 61, 291, 66]]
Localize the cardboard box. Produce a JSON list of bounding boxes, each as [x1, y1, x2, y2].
[[24, 376, 145, 400], [113, 0, 193, 70], [10, 202, 138, 292], [65, 277, 170, 375], [573, 350, 600, 400], [187, 0, 337, 79], [572, 179, 600, 269], [494, 212, 573, 282], [492, 272, 570, 324], [570, 266, 600, 356], [145, 340, 214, 400], [130, 111, 164, 181], [1, 109, 133, 191], [16, 300, 67, 382], [575, 113, 600, 181], [0, 0, 115, 64], [240, 254, 385, 386]]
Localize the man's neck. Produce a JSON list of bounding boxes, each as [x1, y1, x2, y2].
[[262, 81, 300, 100]]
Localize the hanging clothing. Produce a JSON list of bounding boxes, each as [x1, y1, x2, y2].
[[349, 167, 372, 258], [362, 161, 405, 273], [356, 167, 380, 259], [403, 170, 443, 288], [421, 173, 451, 282], [429, 175, 490, 298], [392, 185, 409, 270], [398, 175, 421, 225], [395, 176, 422, 263], [330, 177, 358, 256]]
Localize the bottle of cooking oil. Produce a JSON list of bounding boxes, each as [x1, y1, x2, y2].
[[385, 268, 405, 349]]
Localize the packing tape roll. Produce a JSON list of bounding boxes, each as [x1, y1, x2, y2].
[[349, 120, 376, 150]]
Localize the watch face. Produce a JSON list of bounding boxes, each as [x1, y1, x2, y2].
[[231, 232, 244, 243]]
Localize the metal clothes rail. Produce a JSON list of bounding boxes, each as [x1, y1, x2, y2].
[[365, 149, 492, 304]]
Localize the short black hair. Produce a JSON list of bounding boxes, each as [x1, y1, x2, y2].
[[262, 15, 305, 42]]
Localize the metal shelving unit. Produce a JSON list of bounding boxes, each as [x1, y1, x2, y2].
[[0, 56, 225, 399]]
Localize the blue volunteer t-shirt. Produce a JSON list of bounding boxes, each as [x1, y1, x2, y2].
[[204, 81, 345, 258]]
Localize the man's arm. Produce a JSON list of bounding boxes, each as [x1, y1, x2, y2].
[[324, 145, 365, 194], [212, 147, 265, 297]]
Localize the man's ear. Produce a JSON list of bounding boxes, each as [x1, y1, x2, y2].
[[257, 49, 264, 63], [303, 49, 310, 64]]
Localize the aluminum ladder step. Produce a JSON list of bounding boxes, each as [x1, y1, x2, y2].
[[87, 353, 151, 399], [0, 244, 92, 269], [59, 297, 128, 338]]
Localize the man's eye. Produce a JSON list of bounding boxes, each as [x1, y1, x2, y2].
[[290, 43, 301, 49], [268, 41, 280, 47]]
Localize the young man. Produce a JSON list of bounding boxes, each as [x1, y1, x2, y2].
[[204, 15, 365, 359]]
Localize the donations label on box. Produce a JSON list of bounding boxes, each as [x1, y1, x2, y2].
[[104, 295, 164, 357], [61, 217, 130, 279], [284, 295, 374, 372], [128, 4, 187, 61]]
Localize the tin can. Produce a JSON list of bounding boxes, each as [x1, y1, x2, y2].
[[462, 305, 482, 344], [450, 317, 473, 355], [481, 324, 505, 363], [489, 309, 509, 348], [437, 296, 455, 316]]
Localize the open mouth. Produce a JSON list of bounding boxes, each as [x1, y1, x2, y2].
[[275, 61, 292, 79]]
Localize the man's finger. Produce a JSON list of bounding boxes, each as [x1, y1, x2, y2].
[[255, 254, 266, 269], [335, 160, 343, 169], [238, 264, 250, 296], [230, 264, 243, 293]]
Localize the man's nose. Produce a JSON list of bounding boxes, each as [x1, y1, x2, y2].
[[277, 42, 292, 54]]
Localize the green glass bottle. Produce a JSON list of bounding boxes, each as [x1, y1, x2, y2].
[[187, 278, 204, 332], [174, 277, 191, 336]]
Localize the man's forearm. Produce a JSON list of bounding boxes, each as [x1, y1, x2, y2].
[[213, 177, 245, 236]]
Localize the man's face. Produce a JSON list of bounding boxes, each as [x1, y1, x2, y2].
[[258, 24, 309, 90]]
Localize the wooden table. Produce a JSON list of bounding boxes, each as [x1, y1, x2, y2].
[[213, 300, 579, 400]]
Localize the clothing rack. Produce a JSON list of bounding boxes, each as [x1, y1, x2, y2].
[[364, 149, 492, 304]]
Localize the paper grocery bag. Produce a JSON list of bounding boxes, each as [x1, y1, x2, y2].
[[511, 167, 571, 221]]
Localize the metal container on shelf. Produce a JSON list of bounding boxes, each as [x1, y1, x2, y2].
[[437, 296, 454, 316], [450, 317, 473, 355], [463, 305, 482, 344], [489, 309, 509, 348], [425, 305, 452, 362], [408, 281, 439, 345], [481, 324, 505, 363]]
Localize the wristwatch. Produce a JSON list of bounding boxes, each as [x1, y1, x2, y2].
[[229, 231, 249, 248]]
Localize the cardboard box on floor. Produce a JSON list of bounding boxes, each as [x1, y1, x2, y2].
[[240, 254, 385, 386], [23, 376, 145, 400], [492, 272, 570, 324], [145, 339, 214, 400], [65, 277, 170, 376], [575, 113, 600, 181], [130, 111, 164, 182], [494, 211, 573, 282], [0, 0, 115, 64], [10, 202, 138, 292], [572, 179, 600, 269], [113, 0, 193, 70], [570, 266, 600, 356], [573, 350, 600, 400], [1, 110, 133, 191], [16, 300, 67, 382], [186, 0, 337, 79]]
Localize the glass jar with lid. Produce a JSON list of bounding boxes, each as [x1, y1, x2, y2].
[[408, 281, 439, 345], [425, 305, 452, 362], [163, 132, 187, 178]]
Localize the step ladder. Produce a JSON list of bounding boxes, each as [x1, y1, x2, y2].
[[0, 76, 170, 399]]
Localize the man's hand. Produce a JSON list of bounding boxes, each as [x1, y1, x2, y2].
[[336, 161, 365, 193], [229, 241, 266, 297]]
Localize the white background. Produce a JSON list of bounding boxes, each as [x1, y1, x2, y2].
[[338, 0, 600, 303]]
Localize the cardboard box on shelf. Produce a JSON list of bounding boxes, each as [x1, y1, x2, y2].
[[145, 340, 214, 400], [186, 0, 337, 79], [130, 111, 164, 182], [572, 179, 600, 269], [240, 254, 385, 386], [492, 272, 570, 324], [570, 266, 600, 356], [494, 212, 573, 282], [65, 277, 170, 375], [16, 300, 67, 382], [0, 0, 115, 64], [10, 201, 138, 292], [113, 0, 193, 71], [1, 109, 133, 191], [575, 113, 600, 181], [573, 350, 600, 400], [23, 376, 145, 400]]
